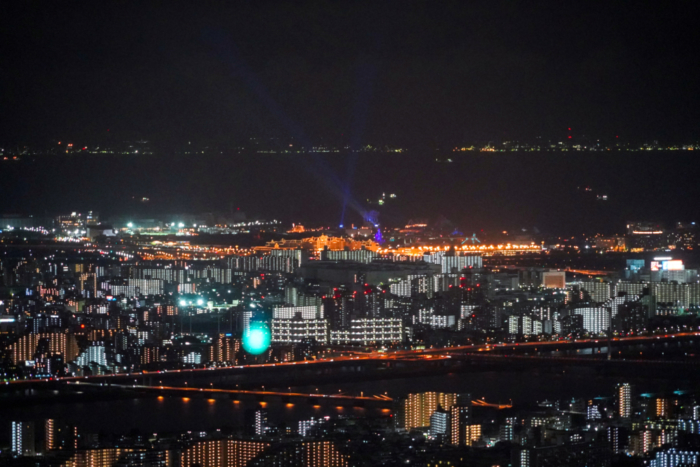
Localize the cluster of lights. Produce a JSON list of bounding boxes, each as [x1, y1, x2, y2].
[[179, 298, 206, 307]]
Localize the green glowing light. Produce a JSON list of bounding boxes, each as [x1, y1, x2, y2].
[[242, 322, 271, 355]]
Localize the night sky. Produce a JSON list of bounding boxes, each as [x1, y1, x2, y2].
[[2, 1, 700, 145]]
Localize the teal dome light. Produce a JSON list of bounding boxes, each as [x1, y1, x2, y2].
[[242, 322, 271, 355]]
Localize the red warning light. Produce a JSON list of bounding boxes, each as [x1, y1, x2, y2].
[[568, 136, 572, 139], [568, 128, 571, 131]]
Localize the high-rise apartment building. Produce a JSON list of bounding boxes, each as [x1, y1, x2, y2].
[[10, 331, 79, 365], [255, 409, 268, 436], [618, 383, 632, 419], [399, 392, 461, 430], [180, 439, 268, 467], [11, 421, 35, 457]]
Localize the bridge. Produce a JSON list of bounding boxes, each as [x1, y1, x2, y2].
[[3, 332, 699, 391]]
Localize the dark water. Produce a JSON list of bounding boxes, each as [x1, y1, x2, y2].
[[1, 368, 694, 444], [2, 150, 699, 234]]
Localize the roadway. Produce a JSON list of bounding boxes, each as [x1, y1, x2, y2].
[[70, 382, 513, 409], [4, 331, 699, 388]]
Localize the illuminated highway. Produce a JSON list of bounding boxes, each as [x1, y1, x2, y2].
[[4, 332, 699, 388], [76, 382, 393, 403], [72, 383, 513, 409]]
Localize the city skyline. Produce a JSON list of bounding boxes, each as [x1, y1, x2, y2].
[[3, 2, 700, 466]]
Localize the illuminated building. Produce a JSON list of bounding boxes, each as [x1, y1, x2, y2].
[[630, 430, 653, 456], [429, 405, 450, 441], [180, 439, 269, 467], [45, 419, 79, 452], [507, 315, 540, 336], [417, 308, 456, 329], [75, 344, 107, 367], [179, 282, 196, 293], [519, 441, 610, 467], [298, 418, 319, 437], [271, 317, 328, 344], [283, 286, 324, 309], [573, 307, 610, 335], [181, 351, 202, 364], [393, 243, 540, 258], [464, 424, 481, 446], [209, 334, 240, 363], [541, 271, 566, 289], [11, 421, 35, 457], [626, 222, 666, 251], [575, 281, 612, 304], [133, 265, 233, 285], [127, 278, 164, 295], [299, 260, 440, 286], [399, 392, 460, 430], [450, 400, 475, 446], [648, 448, 700, 467], [422, 251, 482, 273], [656, 398, 672, 418], [9, 331, 79, 365], [321, 248, 377, 263], [255, 234, 378, 255], [77, 273, 97, 294], [595, 236, 626, 251], [499, 423, 514, 442], [272, 305, 323, 320], [140, 344, 160, 365], [45, 419, 55, 451], [389, 278, 412, 297], [255, 409, 268, 436], [607, 426, 627, 454], [652, 283, 690, 309], [618, 383, 632, 419], [56, 448, 170, 467], [587, 401, 602, 420], [247, 440, 348, 466], [330, 318, 403, 345]]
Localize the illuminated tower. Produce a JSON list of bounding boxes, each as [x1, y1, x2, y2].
[[655, 398, 671, 419], [618, 383, 632, 419], [254, 409, 268, 436], [11, 421, 35, 457], [428, 405, 450, 441]]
